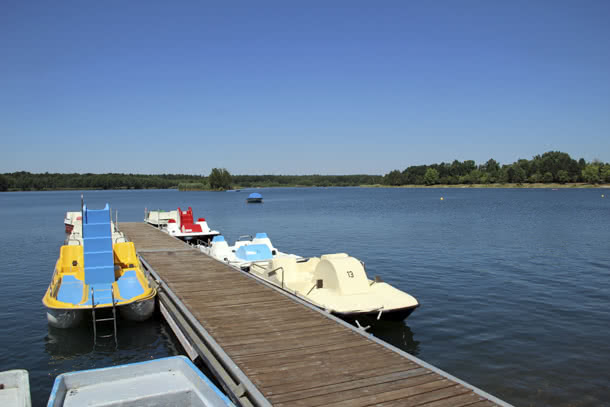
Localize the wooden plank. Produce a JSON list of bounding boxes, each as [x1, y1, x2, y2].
[[242, 345, 406, 376], [169, 282, 269, 294], [233, 342, 375, 364], [257, 357, 416, 393], [378, 384, 472, 407], [216, 325, 348, 347], [237, 344, 395, 371], [200, 315, 341, 334], [268, 367, 429, 404], [419, 392, 489, 407], [223, 330, 358, 357], [460, 401, 496, 407], [190, 303, 322, 321], [274, 371, 441, 407], [321, 379, 458, 407]]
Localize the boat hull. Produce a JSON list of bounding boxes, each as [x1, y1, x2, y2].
[[247, 198, 263, 203], [171, 231, 220, 244], [47, 308, 85, 329], [47, 298, 156, 329], [119, 298, 155, 322], [336, 305, 418, 323]]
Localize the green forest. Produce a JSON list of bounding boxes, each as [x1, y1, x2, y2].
[[383, 151, 610, 186], [0, 170, 382, 191], [0, 151, 608, 192]]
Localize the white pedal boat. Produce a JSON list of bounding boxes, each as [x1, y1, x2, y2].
[[199, 233, 299, 268], [64, 212, 80, 234], [201, 234, 419, 321], [65, 217, 126, 246], [145, 207, 220, 244]]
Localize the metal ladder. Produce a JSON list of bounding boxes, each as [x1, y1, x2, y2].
[[91, 286, 118, 346]]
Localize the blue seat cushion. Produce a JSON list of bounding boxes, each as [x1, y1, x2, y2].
[[116, 269, 144, 300], [235, 244, 273, 261], [82, 283, 115, 306], [57, 276, 84, 305]]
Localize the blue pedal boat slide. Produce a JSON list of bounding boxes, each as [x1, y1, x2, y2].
[[47, 356, 234, 406]]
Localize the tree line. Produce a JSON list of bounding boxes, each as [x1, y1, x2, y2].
[[383, 151, 610, 186], [0, 170, 383, 191], [0, 172, 203, 191], [2, 152, 608, 192], [231, 174, 382, 188]]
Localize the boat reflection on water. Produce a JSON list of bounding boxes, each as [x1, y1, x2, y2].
[[44, 314, 181, 359], [367, 322, 421, 356], [45, 325, 94, 359]]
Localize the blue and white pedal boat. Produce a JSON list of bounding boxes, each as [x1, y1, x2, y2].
[[199, 233, 299, 269]]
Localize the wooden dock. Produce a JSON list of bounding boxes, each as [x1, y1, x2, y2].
[[120, 222, 511, 407]]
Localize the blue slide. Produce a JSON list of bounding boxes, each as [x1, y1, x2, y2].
[[82, 203, 115, 305]]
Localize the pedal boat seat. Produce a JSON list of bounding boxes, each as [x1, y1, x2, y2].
[[56, 275, 85, 305]]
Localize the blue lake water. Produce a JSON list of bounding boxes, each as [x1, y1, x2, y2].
[[0, 188, 609, 406]]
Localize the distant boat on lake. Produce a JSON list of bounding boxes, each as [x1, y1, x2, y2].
[[247, 193, 263, 203]]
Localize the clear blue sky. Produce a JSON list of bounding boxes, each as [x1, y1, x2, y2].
[[1, 1, 609, 175]]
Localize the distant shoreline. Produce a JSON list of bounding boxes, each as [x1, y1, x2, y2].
[[363, 183, 610, 189], [2, 182, 610, 192]]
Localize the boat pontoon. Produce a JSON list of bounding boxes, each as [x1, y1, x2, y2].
[[145, 207, 220, 244]]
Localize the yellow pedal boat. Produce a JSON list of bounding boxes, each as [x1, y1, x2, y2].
[[43, 204, 156, 328]]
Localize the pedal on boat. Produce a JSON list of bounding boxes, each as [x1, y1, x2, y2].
[[145, 206, 220, 244], [43, 203, 156, 328], [202, 234, 419, 321]]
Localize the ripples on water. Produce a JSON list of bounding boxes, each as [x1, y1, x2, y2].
[[0, 188, 608, 406]]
